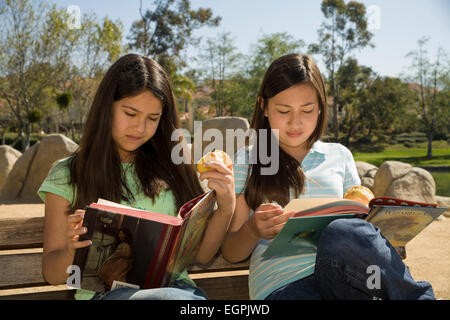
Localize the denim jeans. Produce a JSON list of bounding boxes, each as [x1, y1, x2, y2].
[[266, 218, 435, 300], [92, 280, 208, 300]]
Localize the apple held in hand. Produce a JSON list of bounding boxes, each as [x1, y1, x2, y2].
[[197, 150, 233, 173], [343, 186, 375, 206]]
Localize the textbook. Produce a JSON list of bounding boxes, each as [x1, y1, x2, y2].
[[262, 197, 447, 258], [71, 190, 216, 293]]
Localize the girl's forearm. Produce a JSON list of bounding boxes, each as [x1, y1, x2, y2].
[[195, 206, 233, 264], [42, 248, 75, 285], [221, 220, 260, 263]]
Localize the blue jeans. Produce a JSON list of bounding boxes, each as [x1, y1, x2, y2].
[[92, 280, 208, 300], [266, 218, 435, 300]]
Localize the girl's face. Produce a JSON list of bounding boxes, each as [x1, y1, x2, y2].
[[264, 83, 320, 159], [111, 90, 163, 162]]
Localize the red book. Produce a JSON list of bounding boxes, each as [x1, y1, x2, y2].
[[71, 191, 216, 293]]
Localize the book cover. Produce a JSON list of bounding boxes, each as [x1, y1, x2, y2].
[[262, 197, 447, 259], [71, 190, 216, 292]]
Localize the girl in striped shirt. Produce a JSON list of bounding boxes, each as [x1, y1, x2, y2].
[[221, 53, 435, 300]]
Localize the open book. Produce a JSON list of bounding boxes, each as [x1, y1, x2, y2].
[[71, 190, 216, 292], [262, 196, 447, 258]]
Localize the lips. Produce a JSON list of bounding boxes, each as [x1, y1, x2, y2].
[[126, 135, 143, 142], [286, 131, 303, 138]]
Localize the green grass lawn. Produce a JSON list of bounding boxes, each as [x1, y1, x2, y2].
[[353, 140, 450, 197], [430, 172, 450, 197], [353, 141, 450, 167]]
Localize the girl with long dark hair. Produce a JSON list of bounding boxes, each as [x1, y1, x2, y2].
[[221, 53, 435, 300], [39, 54, 235, 300]]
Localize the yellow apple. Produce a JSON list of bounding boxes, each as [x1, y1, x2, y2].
[[343, 186, 375, 206], [197, 150, 233, 173]]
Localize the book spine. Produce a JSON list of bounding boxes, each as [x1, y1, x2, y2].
[[162, 215, 191, 286]]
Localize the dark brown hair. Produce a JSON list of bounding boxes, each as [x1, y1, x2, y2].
[[67, 53, 203, 213], [244, 54, 327, 210]]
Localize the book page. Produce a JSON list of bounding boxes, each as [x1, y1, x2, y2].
[[96, 198, 146, 211], [284, 198, 367, 213]]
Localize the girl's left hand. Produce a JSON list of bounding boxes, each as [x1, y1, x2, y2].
[[199, 161, 235, 216]]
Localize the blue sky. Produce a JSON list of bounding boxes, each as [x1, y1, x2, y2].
[[53, 0, 450, 78]]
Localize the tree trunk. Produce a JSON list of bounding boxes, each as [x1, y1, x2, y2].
[[426, 133, 433, 159]]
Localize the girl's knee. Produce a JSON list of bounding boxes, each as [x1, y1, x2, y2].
[[319, 218, 378, 256]]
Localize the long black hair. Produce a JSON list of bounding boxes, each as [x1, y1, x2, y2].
[[67, 53, 203, 213]]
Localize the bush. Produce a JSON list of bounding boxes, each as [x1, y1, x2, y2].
[[393, 132, 427, 145]]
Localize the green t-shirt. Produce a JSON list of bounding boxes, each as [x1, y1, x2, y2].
[[37, 156, 197, 300]]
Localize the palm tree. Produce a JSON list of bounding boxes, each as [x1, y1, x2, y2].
[[172, 74, 196, 132]]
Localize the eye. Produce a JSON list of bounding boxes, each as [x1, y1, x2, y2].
[[124, 111, 136, 117], [277, 110, 289, 114], [303, 109, 314, 114], [149, 117, 159, 122]]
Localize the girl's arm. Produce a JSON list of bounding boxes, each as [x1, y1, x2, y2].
[[221, 196, 293, 263], [194, 161, 235, 264], [42, 192, 91, 284]]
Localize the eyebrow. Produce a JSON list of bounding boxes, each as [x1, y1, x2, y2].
[[275, 102, 316, 108], [121, 105, 162, 116]]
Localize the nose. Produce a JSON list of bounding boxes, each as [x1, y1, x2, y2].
[[288, 110, 304, 126], [134, 117, 146, 134]]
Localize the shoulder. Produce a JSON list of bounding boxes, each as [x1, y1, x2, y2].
[[314, 141, 354, 159], [233, 145, 252, 164], [233, 145, 252, 194], [47, 156, 74, 179], [38, 156, 75, 203]]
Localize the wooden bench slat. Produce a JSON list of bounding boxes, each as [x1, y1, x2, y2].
[[0, 250, 46, 288], [0, 285, 75, 300], [195, 274, 249, 300], [0, 216, 44, 249]]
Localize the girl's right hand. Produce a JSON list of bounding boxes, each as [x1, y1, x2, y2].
[[67, 209, 92, 254], [248, 203, 295, 240]]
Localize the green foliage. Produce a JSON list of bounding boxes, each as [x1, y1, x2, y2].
[[56, 92, 72, 110], [26, 109, 43, 123], [309, 0, 374, 135], [404, 37, 450, 157], [128, 0, 220, 71]]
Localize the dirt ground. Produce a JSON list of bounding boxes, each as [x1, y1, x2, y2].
[[1, 203, 449, 299]]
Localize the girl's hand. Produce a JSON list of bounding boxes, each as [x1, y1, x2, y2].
[[199, 161, 235, 216], [248, 203, 295, 240], [67, 209, 92, 254]]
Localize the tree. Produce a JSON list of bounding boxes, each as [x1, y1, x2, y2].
[[0, 0, 77, 151], [210, 32, 304, 120], [336, 58, 413, 148], [200, 32, 242, 117], [56, 14, 123, 140], [0, 1, 123, 150], [404, 37, 450, 158], [309, 0, 374, 136], [249, 32, 305, 88], [172, 73, 196, 132], [128, 0, 220, 73]]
